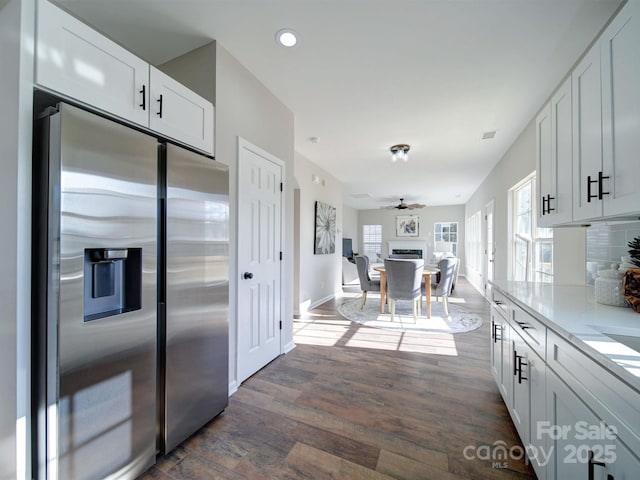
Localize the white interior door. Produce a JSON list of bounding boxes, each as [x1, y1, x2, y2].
[[237, 138, 283, 383], [485, 200, 495, 298]]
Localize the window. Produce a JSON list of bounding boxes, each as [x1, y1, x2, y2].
[[362, 224, 382, 262], [434, 222, 458, 255], [466, 211, 482, 273], [510, 173, 553, 282]]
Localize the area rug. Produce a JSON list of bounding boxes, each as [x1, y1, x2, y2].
[[338, 297, 483, 334]]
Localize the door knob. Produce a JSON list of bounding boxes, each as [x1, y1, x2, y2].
[[243, 272, 253, 280]]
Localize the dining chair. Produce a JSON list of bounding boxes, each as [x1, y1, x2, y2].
[[384, 258, 424, 322], [434, 257, 458, 317], [355, 255, 380, 310]]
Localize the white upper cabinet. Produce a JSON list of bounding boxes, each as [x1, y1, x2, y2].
[[601, 0, 640, 217], [537, 76, 573, 229], [536, 104, 553, 225], [149, 67, 214, 155], [36, 0, 149, 127], [571, 0, 640, 223], [549, 78, 573, 225], [571, 43, 603, 222], [35, 0, 214, 155]]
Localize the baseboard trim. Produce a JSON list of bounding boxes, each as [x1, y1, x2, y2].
[[283, 341, 296, 354], [228, 380, 238, 397], [308, 293, 335, 311]]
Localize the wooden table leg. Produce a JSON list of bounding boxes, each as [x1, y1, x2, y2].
[[424, 273, 432, 318], [379, 270, 387, 313]]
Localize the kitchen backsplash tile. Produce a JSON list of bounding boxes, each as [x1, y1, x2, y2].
[[585, 221, 640, 285]]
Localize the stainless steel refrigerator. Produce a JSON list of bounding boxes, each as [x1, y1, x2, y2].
[[33, 102, 229, 480], [159, 142, 229, 454]]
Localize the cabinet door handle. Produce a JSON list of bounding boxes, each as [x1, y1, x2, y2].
[[157, 94, 163, 118], [517, 356, 528, 384], [494, 300, 503, 305], [513, 349, 519, 376], [516, 320, 532, 330], [587, 175, 598, 202], [588, 450, 606, 480], [597, 171, 610, 200], [541, 196, 547, 215], [546, 194, 555, 213], [492, 322, 501, 343], [139, 85, 146, 110]]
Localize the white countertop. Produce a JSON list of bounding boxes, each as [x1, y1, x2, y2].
[[490, 280, 640, 389]]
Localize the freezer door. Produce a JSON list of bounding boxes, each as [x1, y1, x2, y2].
[[163, 143, 229, 452], [44, 103, 158, 480]]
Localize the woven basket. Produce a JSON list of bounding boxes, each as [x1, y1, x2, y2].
[[622, 268, 640, 313]]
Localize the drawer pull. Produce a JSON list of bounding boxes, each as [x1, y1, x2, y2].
[[516, 321, 532, 330]]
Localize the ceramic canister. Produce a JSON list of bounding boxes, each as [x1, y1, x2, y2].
[[595, 263, 627, 307]]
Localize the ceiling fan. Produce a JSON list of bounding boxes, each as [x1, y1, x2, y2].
[[382, 198, 426, 210]]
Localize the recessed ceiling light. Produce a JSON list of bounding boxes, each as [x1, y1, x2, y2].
[[275, 28, 298, 47]]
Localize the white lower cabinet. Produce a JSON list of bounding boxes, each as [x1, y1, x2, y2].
[[546, 369, 613, 480], [491, 294, 547, 479], [490, 305, 512, 405], [511, 333, 547, 480], [490, 287, 640, 480], [546, 369, 640, 480]]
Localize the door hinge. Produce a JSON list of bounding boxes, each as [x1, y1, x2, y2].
[[280, 182, 283, 192], [279, 320, 282, 330], [279, 251, 283, 261]]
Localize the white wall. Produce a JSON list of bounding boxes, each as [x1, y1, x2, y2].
[[294, 152, 344, 313], [161, 42, 295, 389], [0, 0, 34, 478], [357, 205, 466, 267], [464, 117, 586, 291], [342, 205, 358, 241]]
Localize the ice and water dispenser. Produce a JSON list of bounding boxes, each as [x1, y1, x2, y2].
[[83, 248, 142, 321]]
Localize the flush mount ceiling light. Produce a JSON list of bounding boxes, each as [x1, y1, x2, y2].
[[275, 28, 298, 47], [390, 144, 410, 162]]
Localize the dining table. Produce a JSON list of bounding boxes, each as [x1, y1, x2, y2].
[[373, 265, 440, 318]]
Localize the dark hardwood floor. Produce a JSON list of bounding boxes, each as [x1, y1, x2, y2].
[[140, 278, 536, 479]]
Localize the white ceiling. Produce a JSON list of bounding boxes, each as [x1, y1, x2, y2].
[[57, 0, 622, 210]]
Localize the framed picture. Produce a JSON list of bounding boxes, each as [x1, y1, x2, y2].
[[314, 201, 336, 254], [396, 215, 419, 237]]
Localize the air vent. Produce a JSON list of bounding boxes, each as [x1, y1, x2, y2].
[[482, 130, 497, 140], [351, 193, 371, 199]]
